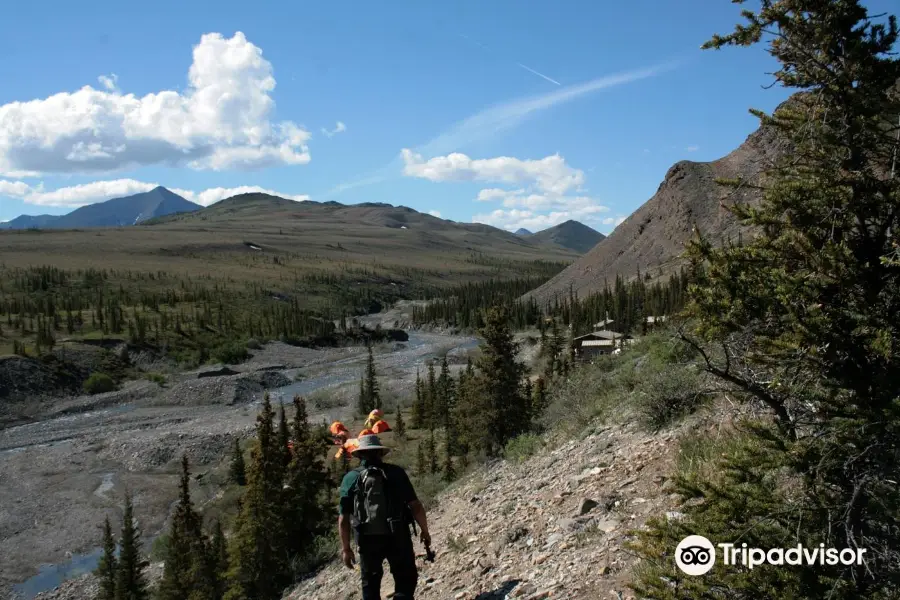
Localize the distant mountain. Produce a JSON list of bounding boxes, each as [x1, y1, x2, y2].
[[529, 220, 606, 254], [515, 228, 533, 236], [0, 214, 62, 229], [2, 187, 199, 230]]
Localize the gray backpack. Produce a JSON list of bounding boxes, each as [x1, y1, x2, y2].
[[351, 465, 394, 536]]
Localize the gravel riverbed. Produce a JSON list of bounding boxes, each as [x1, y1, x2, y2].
[[0, 328, 478, 599]]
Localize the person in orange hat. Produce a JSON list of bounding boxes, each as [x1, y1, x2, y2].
[[364, 409, 384, 431], [372, 420, 391, 434]]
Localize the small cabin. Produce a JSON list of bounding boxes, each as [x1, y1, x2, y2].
[[573, 330, 633, 361]]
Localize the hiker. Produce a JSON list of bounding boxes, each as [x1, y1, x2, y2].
[[339, 434, 431, 600], [365, 409, 393, 434]]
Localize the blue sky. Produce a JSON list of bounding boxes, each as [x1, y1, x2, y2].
[[0, 1, 892, 232]]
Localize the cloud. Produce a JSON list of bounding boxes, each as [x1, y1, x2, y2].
[[473, 207, 624, 232], [326, 62, 677, 198], [402, 150, 584, 195], [428, 209, 442, 218], [415, 63, 677, 159], [97, 74, 118, 92], [685, 145, 699, 152], [0, 32, 310, 177], [0, 178, 308, 208], [321, 121, 347, 138], [475, 188, 608, 213]]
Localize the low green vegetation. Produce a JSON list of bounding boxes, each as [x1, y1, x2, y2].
[[83, 372, 115, 395], [503, 433, 544, 462]]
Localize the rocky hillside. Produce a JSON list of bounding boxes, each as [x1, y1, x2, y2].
[[286, 421, 685, 600], [526, 116, 788, 304]]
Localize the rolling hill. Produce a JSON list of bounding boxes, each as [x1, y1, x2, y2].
[[526, 110, 789, 305], [0, 194, 579, 300], [1, 187, 199, 229], [528, 220, 606, 254], [0, 214, 62, 229]]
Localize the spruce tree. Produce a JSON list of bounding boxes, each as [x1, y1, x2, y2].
[[364, 344, 380, 410], [356, 376, 368, 416], [158, 455, 215, 600], [277, 403, 291, 468], [410, 369, 425, 429], [425, 360, 437, 430], [282, 395, 331, 568], [210, 521, 228, 600], [228, 439, 246, 486], [416, 440, 427, 476], [437, 355, 455, 428], [427, 429, 439, 475], [633, 3, 900, 599], [114, 493, 148, 600], [95, 516, 117, 600], [442, 430, 456, 482], [395, 405, 406, 440], [225, 393, 288, 600], [467, 306, 529, 456]]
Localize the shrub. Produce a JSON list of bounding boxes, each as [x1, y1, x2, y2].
[[503, 433, 543, 463], [83, 372, 116, 395], [214, 342, 249, 365], [145, 372, 166, 386], [633, 365, 708, 430], [245, 338, 262, 350]]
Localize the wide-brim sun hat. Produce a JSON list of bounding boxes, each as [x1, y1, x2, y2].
[[354, 434, 391, 454]]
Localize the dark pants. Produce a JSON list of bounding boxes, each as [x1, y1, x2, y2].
[[357, 533, 418, 600]]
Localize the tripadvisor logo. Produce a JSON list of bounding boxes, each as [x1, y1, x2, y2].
[[675, 536, 868, 575]]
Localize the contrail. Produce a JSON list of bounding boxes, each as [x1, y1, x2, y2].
[[516, 63, 561, 86], [323, 62, 679, 198], [459, 34, 561, 86]]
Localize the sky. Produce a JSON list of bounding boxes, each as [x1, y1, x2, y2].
[[0, 1, 892, 233]]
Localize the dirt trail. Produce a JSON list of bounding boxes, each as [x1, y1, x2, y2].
[[0, 328, 477, 599]]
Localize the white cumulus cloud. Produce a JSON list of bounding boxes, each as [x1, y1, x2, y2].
[[0, 32, 312, 177], [0, 178, 308, 208], [402, 150, 584, 195], [321, 121, 347, 138], [427, 209, 442, 217]]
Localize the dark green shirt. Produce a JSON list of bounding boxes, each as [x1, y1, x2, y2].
[[339, 460, 418, 516]]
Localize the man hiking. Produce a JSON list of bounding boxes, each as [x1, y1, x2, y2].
[[339, 434, 431, 600]]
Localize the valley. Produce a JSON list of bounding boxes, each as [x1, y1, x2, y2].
[[0, 308, 479, 598]]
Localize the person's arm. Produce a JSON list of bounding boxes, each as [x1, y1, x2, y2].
[[337, 471, 357, 569], [409, 499, 431, 547], [338, 513, 355, 568]]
